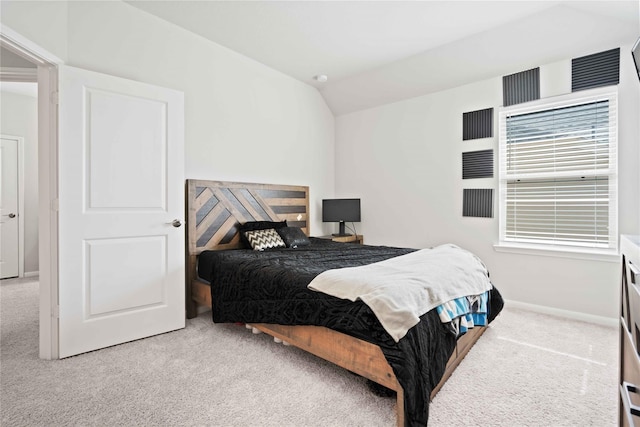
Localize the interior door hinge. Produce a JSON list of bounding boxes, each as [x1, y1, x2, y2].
[[51, 198, 59, 212], [51, 91, 59, 105], [53, 305, 59, 319]]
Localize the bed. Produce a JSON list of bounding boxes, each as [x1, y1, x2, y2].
[[185, 179, 503, 426]]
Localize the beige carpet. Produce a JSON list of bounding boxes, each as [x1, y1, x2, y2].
[[0, 278, 617, 426]]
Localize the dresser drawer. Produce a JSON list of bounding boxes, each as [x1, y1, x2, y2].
[[621, 320, 640, 387], [623, 255, 640, 350], [620, 322, 640, 427]]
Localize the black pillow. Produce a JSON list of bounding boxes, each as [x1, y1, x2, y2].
[[277, 227, 311, 248], [239, 220, 287, 248]]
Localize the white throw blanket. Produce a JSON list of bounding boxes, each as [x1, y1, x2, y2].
[[307, 244, 493, 342]]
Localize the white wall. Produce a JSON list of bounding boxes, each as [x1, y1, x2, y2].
[[1, 1, 335, 234], [336, 45, 640, 320], [0, 0, 69, 62], [0, 89, 39, 275]]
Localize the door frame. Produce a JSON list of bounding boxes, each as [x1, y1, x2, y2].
[[0, 134, 25, 278], [1, 24, 62, 359]]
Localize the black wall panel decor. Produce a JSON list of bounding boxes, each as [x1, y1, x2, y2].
[[462, 108, 493, 140], [462, 149, 493, 179], [572, 47, 620, 92], [502, 67, 540, 106], [463, 189, 493, 218]]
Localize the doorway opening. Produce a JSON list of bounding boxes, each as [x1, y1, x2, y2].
[[0, 133, 26, 279], [1, 28, 60, 359]]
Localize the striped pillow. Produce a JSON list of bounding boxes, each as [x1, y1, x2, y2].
[[244, 228, 286, 251]]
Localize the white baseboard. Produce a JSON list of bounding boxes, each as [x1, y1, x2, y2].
[[24, 271, 39, 278], [504, 299, 617, 328]]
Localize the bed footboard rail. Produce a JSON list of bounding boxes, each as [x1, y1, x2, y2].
[[250, 322, 405, 427]]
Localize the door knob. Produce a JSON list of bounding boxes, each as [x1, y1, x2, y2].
[[7, 213, 16, 219], [167, 219, 184, 228]]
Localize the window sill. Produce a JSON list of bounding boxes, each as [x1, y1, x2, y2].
[[493, 242, 619, 263]]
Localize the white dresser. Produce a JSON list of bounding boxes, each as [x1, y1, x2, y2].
[[620, 235, 640, 426]]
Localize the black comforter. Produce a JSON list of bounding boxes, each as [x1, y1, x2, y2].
[[198, 238, 503, 426]]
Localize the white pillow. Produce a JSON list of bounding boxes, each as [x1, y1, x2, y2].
[[244, 228, 286, 251]]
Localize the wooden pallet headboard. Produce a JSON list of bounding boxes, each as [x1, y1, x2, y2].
[[185, 179, 310, 316]]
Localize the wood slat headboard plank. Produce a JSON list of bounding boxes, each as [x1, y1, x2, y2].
[[202, 216, 239, 253], [230, 188, 265, 221], [194, 187, 215, 212], [262, 198, 308, 206], [195, 202, 227, 238], [219, 216, 242, 245], [278, 213, 308, 223], [211, 187, 252, 225], [247, 189, 281, 221]]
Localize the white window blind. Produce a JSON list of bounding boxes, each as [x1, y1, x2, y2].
[[498, 88, 618, 251]]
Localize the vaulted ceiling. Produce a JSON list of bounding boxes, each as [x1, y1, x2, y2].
[[3, 1, 638, 115]]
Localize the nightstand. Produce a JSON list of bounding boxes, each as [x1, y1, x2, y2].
[[620, 235, 640, 427], [317, 235, 364, 245]]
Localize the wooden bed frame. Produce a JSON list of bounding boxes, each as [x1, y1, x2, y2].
[[185, 179, 486, 427]]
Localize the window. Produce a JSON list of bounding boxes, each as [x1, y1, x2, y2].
[[498, 87, 618, 253]]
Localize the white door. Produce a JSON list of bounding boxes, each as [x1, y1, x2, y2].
[[0, 137, 19, 279], [58, 65, 185, 358]]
